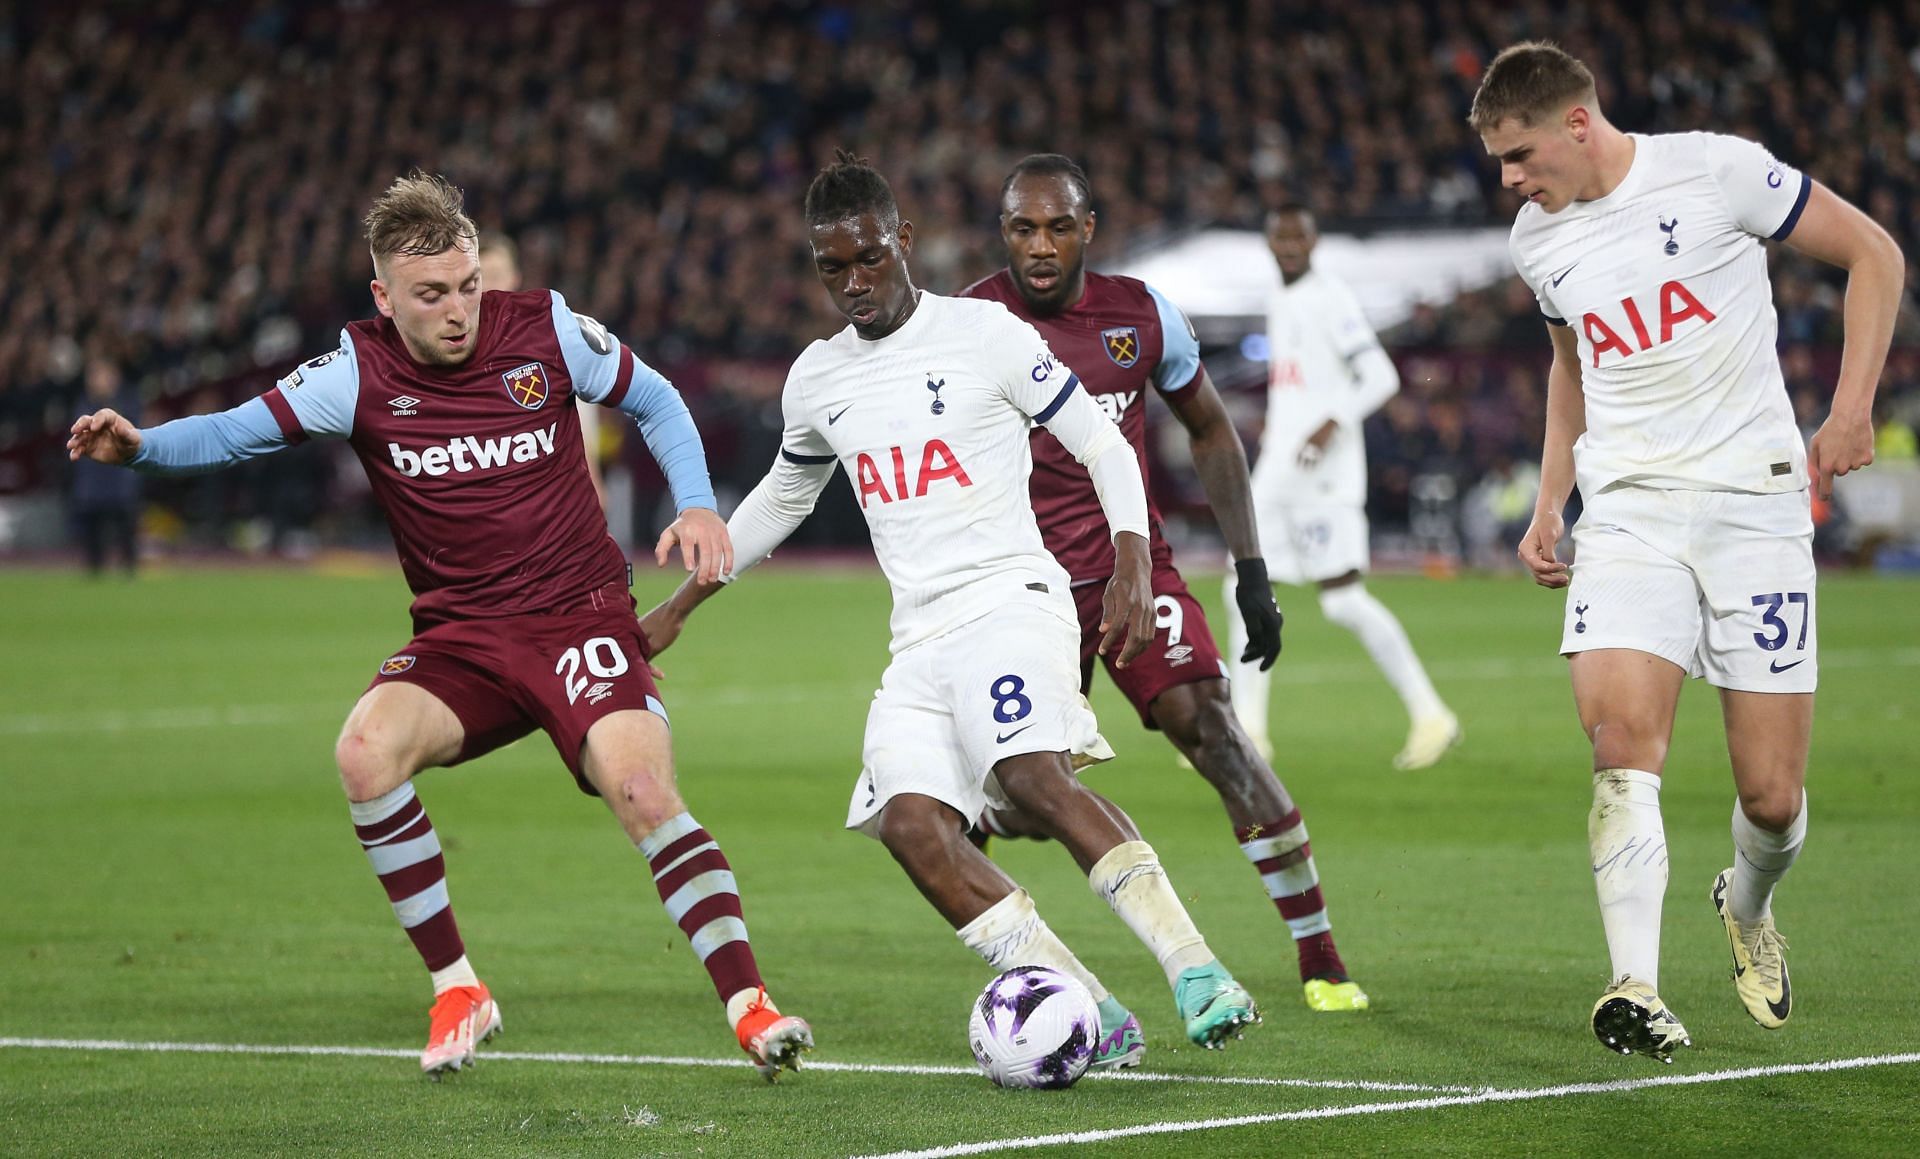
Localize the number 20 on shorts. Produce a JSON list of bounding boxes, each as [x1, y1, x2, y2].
[[556, 635, 631, 705]]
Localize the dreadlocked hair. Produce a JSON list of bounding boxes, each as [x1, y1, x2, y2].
[[804, 149, 900, 229]]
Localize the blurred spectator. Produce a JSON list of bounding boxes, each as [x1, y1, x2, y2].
[[1876, 398, 1918, 463], [3, 0, 1916, 559], [68, 357, 139, 574]]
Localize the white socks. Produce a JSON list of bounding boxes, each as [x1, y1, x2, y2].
[[1224, 578, 1447, 738], [956, 889, 1110, 1004], [724, 986, 776, 1031], [1730, 793, 1807, 924], [959, 847, 1217, 1002], [1088, 841, 1214, 986], [429, 954, 480, 997], [1589, 769, 1668, 989], [1317, 584, 1446, 721]]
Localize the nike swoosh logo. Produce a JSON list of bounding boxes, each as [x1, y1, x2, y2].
[[1769, 658, 1806, 673], [1550, 261, 1580, 288], [995, 724, 1035, 744], [1767, 973, 1791, 1021], [827, 405, 853, 425]]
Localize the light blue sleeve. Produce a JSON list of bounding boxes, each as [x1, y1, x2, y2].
[[549, 290, 716, 512], [275, 332, 360, 439], [1145, 284, 1203, 394], [130, 335, 356, 474], [128, 397, 292, 476]]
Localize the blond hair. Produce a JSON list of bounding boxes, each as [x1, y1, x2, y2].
[[1468, 42, 1598, 133], [364, 170, 477, 268]]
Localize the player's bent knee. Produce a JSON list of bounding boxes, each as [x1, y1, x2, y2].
[[334, 722, 416, 801], [1183, 689, 1244, 760], [1586, 719, 1669, 775], [1151, 689, 1209, 751], [609, 767, 686, 835], [992, 752, 1080, 816], [875, 797, 963, 861], [1736, 784, 1803, 832], [1157, 683, 1254, 773]]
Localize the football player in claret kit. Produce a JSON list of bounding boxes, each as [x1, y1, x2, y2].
[[1473, 43, 1899, 1060], [67, 172, 813, 1080], [642, 152, 1260, 1063], [960, 154, 1369, 1014]]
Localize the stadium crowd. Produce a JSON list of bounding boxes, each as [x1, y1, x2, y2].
[[3, 0, 1917, 548]]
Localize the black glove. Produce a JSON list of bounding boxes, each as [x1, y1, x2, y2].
[[1234, 557, 1284, 671]]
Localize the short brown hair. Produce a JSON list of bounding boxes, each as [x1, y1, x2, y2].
[[364, 170, 477, 267], [1468, 42, 1598, 133]]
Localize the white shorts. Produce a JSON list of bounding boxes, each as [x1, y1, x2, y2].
[[1563, 485, 1817, 693], [1252, 500, 1370, 586], [847, 598, 1112, 839]]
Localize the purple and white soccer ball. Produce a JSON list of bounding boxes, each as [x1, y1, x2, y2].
[[968, 965, 1100, 1090]]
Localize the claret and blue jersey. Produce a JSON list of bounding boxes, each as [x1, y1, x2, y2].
[[962, 270, 1203, 583], [128, 288, 715, 627]]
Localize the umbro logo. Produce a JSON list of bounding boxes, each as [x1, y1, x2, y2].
[[389, 395, 421, 416]]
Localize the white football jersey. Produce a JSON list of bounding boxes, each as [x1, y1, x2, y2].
[[1510, 131, 1813, 497], [740, 292, 1140, 651], [1259, 269, 1396, 506]]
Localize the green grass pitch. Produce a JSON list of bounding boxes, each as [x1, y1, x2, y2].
[[1, 563, 1915, 1156]]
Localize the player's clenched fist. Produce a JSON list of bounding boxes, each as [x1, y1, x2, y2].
[[67, 408, 142, 465], [1517, 509, 1570, 589]]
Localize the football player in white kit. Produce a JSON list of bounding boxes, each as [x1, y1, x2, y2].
[[1225, 204, 1460, 771], [1473, 43, 1899, 1061], [641, 153, 1260, 1056]]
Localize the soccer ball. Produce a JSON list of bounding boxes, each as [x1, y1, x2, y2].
[[968, 966, 1100, 1089]]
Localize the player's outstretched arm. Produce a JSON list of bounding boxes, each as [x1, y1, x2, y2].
[[1520, 323, 1585, 589], [70, 393, 307, 477], [638, 572, 723, 661], [640, 453, 834, 658], [1780, 181, 1905, 500], [1167, 370, 1284, 669], [67, 409, 142, 465]]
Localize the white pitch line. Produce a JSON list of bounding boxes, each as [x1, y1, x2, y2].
[[0, 1037, 1468, 1093], [855, 1051, 1920, 1159], [4, 647, 1915, 737]]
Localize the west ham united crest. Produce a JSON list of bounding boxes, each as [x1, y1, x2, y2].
[[1102, 326, 1140, 368], [502, 362, 549, 410], [379, 655, 417, 675]]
